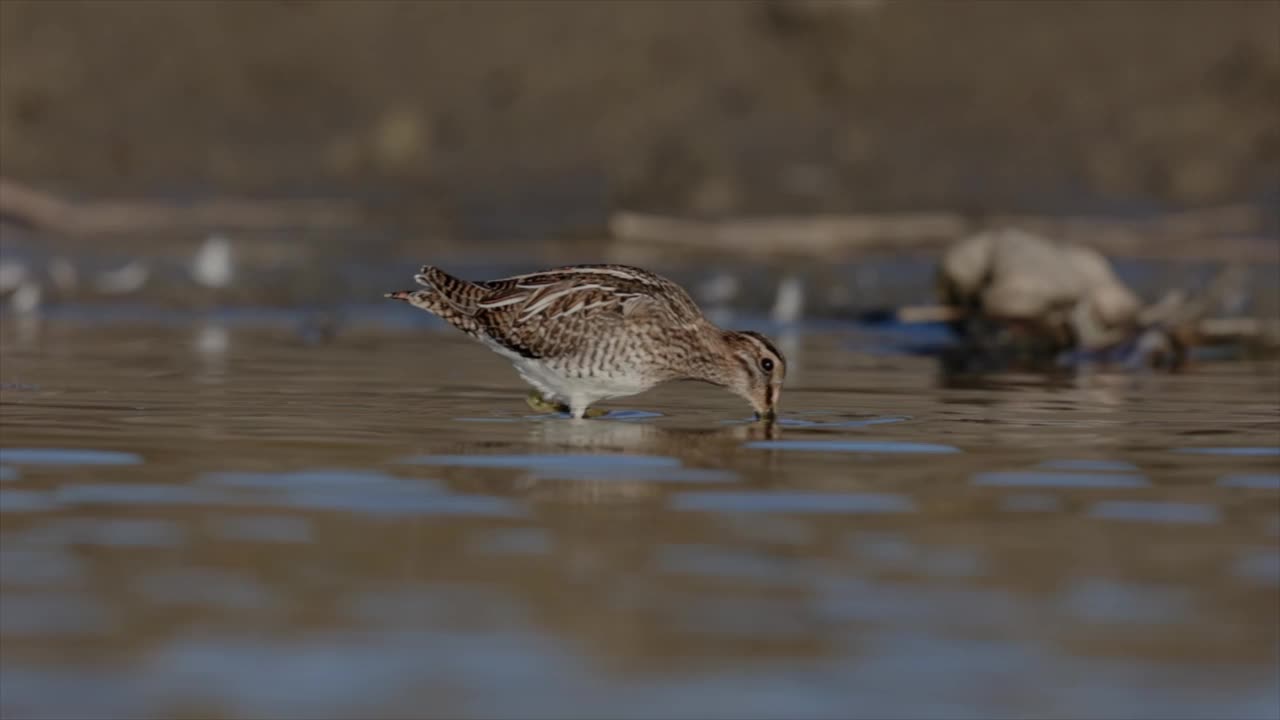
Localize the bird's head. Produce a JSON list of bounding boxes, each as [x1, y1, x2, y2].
[[721, 330, 787, 421]]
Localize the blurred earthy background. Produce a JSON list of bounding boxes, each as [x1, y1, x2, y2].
[[3, 0, 1279, 351], [3, 0, 1278, 218]]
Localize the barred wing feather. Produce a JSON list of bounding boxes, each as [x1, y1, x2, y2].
[[469, 265, 704, 358]]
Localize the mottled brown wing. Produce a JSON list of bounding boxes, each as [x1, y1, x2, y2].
[[471, 265, 704, 359]]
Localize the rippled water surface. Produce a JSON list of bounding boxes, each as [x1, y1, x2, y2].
[[2, 318, 1278, 719]]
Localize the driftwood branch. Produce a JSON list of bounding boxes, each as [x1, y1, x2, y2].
[[610, 211, 967, 256], [0, 177, 363, 235]]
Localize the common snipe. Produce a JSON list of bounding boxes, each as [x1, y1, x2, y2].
[[386, 264, 785, 419]]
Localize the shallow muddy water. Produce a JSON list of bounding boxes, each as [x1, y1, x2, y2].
[[1, 314, 1278, 719]]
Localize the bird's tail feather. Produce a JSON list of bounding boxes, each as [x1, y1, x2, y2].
[[385, 265, 487, 327]]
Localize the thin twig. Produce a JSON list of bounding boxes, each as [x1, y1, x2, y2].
[[0, 177, 363, 234]]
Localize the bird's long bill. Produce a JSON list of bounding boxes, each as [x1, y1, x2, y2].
[[754, 388, 779, 421], [384, 290, 414, 301], [752, 384, 781, 422]]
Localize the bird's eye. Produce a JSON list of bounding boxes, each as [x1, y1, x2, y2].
[[760, 357, 774, 373]]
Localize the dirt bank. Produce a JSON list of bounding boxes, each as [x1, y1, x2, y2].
[[2, 1, 1277, 216]]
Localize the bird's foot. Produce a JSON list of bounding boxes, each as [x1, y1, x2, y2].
[[524, 391, 607, 418], [525, 390, 567, 414]]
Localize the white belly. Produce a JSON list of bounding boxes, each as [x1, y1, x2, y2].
[[475, 335, 659, 415], [512, 357, 654, 406]]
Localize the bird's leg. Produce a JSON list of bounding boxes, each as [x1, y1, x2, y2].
[[569, 401, 609, 419], [525, 389, 569, 414], [568, 404, 597, 420], [524, 390, 608, 418]]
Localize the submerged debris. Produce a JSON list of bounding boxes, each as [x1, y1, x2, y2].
[[93, 259, 150, 294], [191, 234, 235, 289], [938, 228, 1142, 351], [934, 229, 1270, 372], [770, 274, 806, 326]]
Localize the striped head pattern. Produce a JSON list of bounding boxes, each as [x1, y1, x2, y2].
[[722, 330, 786, 420]]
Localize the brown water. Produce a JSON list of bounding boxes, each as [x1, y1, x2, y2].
[[1, 318, 1278, 719]]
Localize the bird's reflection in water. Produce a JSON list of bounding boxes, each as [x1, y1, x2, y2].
[[528, 414, 779, 451], [504, 416, 783, 503]]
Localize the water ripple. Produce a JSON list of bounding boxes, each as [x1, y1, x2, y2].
[[1089, 500, 1222, 525], [0, 489, 59, 513], [1234, 550, 1280, 586], [1218, 474, 1280, 490], [399, 454, 682, 470], [1037, 459, 1139, 472], [776, 416, 912, 428], [273, 488, 523, 517], [0, 448, 143, 466], [200, 469, 435, 490], [1176, 447, 1280, 457], [657, 544, 808, 584], [0, 593, 116, 636], [744, 440, 960, 454], [1000, 493, 1063, 512], [136, 569, 278, 611], [1059, 578, 1192, 625], [210, 515, 313, 544], [672, 491, 916, 514], [0, 548, 85, 586], [195, 469, 498, 515], [469, 528, 552, 556], [13, 518, 188, 548], [529, 466, 738, 483], [973, 471, 1148, 488], [57, 483, 230, 506]]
